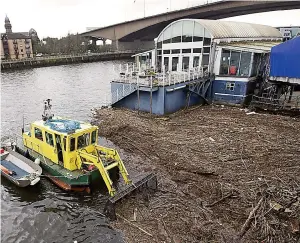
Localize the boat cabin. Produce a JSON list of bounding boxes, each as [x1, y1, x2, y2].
[[22, 118, 98, 171]]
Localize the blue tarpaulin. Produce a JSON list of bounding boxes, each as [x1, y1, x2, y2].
[[44, 119, 81, 133], [270, 37, 300, 79]]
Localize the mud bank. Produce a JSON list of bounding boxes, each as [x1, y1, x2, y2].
[[93, 105, 300, 243]]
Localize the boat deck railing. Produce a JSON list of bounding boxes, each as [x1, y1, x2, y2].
[[112, 63, 208, 87]]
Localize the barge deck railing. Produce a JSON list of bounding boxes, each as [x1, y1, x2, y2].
[[112, 63, 208, 86], [110, 62, 210, 105]]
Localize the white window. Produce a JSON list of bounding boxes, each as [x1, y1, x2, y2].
[[163, 26, 172, 44], [226, 82, 235, 91], [193, 23, 205, 42], [171, 21, 182, 43], [182, 21, 194, 42], [220, 49, 252, 77]]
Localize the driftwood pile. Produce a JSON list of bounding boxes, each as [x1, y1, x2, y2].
[[92, 105, 300, 243]]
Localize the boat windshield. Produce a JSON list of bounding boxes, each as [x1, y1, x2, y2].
[[77, 133, 90, 149], [91, 130, 97, 144]]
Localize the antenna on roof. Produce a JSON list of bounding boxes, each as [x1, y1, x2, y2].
[[22, 114, 25, 134], [42, 99, 54, 121]]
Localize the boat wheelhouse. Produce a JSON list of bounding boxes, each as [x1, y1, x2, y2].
[[23, 118, 99, 171]]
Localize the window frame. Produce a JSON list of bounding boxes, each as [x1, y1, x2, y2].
[[91, 130, 97, 144], [193, 56, 200, 67], [171, 49, 180, 54], [219, 48, 252, 77], [45, 131, 54, 146], [239, 52, 252, 76], [226, 82, 235, 91], [182, 49, 191, 53], [203, 38, 211, 45], [182, 56, 190, 70], [77, 133, 90, 150], [34, 127, 43, 141], [172, 56, 179, 71], [193, 36, 203, 42], [77, 135, 85, 149], [202, 54, 210, 66], [182, 35, 193, 42], [203, 47, 210, 54], [193, 48, 202, 53], [70, 137, 76, 151], [63, 137, 67, 151]]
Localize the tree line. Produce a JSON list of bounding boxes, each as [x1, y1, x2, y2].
[[33, 33, 113, 55]]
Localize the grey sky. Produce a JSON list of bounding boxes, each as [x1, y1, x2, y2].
[[1, 0, 300, 38]]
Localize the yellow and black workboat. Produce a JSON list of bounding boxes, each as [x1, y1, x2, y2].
[[15, 99, 157, 211]]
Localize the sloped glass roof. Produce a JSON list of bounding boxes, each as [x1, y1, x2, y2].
[[157, 19, 282, 43]]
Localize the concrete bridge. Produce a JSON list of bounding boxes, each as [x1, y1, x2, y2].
[[81, 0, 300, 51]]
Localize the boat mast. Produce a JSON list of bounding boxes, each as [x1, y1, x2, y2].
[[42, 99, 54, 121], [22, 115, 25, 133]]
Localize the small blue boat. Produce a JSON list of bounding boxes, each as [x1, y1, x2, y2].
[[0, 147, 42, 187]]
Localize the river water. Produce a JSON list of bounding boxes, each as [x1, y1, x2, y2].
[[1, 61, 128, 243]]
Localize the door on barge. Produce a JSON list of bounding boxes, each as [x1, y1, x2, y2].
[[54, 134, 64, 166], [44, 130, 58, 163]]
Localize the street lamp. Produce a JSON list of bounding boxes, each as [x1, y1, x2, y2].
[[134, 0, 145, 18]]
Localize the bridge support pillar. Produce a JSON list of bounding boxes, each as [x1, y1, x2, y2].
[[112, 40, 119, 50], [92, 38, 97, 45]]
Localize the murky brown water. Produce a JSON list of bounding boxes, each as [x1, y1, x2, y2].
[[1, 61, 128, 243]]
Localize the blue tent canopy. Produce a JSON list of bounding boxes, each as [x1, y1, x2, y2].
[[270, 37, 300, 79]]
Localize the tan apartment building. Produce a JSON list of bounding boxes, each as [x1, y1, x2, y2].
[[1, 16, 33, 59]]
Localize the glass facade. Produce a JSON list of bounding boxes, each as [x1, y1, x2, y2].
[[193, 56, 200, 67], [156, 20, 212, 72], [182, 57, 189, 70], [164, 57, 169, 71], [220, 49, 252, 77], [239, 52, 252, 76], [172, 57, 179, 71], [155, 19, 266, 76], [220, 49, 230, 75]]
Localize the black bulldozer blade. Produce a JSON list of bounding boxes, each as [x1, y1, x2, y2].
[[104, 173, 157, 220]]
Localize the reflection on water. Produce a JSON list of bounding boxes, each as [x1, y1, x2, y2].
[[1, 178, 122, 243], [1, 61, 127, 243]]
